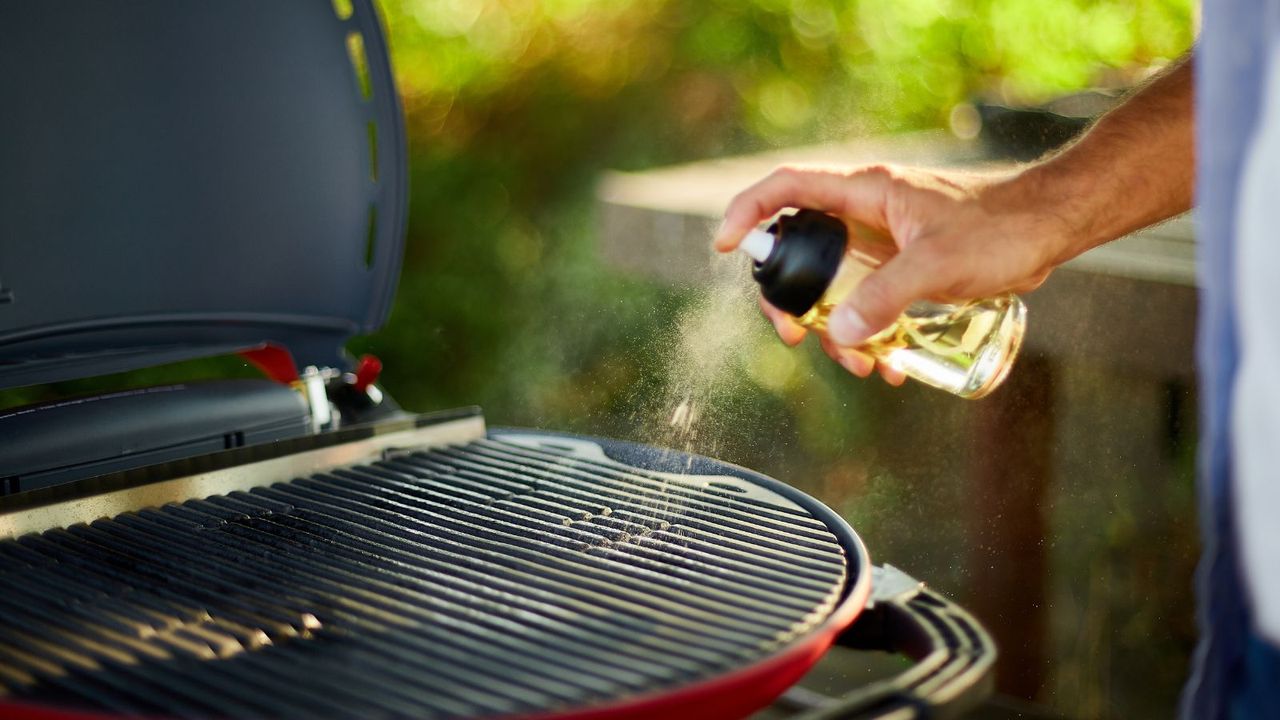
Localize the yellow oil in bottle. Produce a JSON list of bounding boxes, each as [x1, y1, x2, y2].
[[743, 211, 1027, 398], [796, 254, 1026, 398]]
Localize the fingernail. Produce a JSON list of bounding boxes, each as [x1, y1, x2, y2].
[[770, 316, 787, 338], [838, 354, 863, 376], [713, 219, 733, 250], [827, 306, 870, 346]]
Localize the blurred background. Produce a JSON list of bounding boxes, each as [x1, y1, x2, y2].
[[369, 2, 1197, 716], [1, 0, 1199, 717]]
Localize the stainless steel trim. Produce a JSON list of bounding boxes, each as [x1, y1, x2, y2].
[[0, 415, 487, 539]]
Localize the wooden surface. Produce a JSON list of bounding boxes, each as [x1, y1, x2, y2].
[[968, 354, 1055, 698]]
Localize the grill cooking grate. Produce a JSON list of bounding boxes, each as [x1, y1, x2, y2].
[[0, 435, 850, 719]]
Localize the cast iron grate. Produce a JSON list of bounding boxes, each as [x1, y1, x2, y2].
[[0, 435, 849, 719]]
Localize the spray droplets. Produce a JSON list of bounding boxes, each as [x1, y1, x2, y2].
[[669, 397, 701, 435], [640, 250, 763, 464]]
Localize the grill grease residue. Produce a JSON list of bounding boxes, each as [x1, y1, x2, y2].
[[0, 436, 847, 719]]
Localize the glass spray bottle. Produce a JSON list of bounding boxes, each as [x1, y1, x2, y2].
[[739, 209, 1026, 399]]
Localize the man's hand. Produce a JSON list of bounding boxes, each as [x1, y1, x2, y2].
[[715, 56, 1193, 382], [716, 165, 1075, 381]]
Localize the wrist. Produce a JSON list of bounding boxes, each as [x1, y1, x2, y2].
[[976, 57, 1194, 262], [975, 164, 1093, 264]]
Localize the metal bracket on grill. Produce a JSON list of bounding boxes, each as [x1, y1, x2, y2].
[[299, 365, 335, 433], [781, 565, 997, 720]]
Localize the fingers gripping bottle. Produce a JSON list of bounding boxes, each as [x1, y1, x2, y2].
[[739, 209, 1027, 399]]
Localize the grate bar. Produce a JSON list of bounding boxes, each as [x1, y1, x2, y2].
[[0, 543, 490, 719], [408, 448, 844, 565], [232, 490, 739, 671], [405, 448, 840, 555], [480, 439, 834, 529], [74, 517, 566, 715], [44, 520, 541, 715], [341, 466, 825, 612], [220, 489, 717, 673], [122, 507, 607, 705], [388, 455, 843, 581], [258, 480, 784, 643], [313, 469, 830, 623], [32, 525, 517, 712], [472, 440, 836, 538], [200, 493, 674, 691]]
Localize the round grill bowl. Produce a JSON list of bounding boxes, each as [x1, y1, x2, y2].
[[0, 430, 871, 720]]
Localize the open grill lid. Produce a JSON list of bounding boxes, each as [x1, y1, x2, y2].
[[0, 0, 407, 389]]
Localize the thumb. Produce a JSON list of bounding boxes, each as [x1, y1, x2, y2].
[[826, 248, 944, 347]]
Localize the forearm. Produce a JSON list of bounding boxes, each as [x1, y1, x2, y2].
[[991, 53, 1195, 262], [716, 56, 1198, 354]]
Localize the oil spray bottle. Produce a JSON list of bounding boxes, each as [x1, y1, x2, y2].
[[739, 209, 1026, 398]]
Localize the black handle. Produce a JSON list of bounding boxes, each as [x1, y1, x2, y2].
[[785, 565, 997, 720]]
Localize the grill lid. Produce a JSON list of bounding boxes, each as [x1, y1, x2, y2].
[[0, 431, 866, 720], [0, 0, 407, 389]]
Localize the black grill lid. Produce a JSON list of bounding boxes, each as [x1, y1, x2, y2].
[[0, 0, 407, 389]]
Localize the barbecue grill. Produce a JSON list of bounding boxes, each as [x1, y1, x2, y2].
[[0, 2, 997, 719]]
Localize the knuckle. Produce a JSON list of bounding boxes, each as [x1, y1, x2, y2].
[[853, 163, 897, 183], [727, 185, 754, 209], [771, 164, 804, 183]]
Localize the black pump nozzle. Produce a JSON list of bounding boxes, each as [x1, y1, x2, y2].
[[749, 210, 848, 317]]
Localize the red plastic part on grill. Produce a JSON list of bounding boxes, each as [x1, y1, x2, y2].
[[353, 354, 383, 391], [0, 572, 870, 720], [239, 343, 301, 385]]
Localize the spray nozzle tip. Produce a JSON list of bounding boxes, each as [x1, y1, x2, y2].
[[739, 228, 776, 263]]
